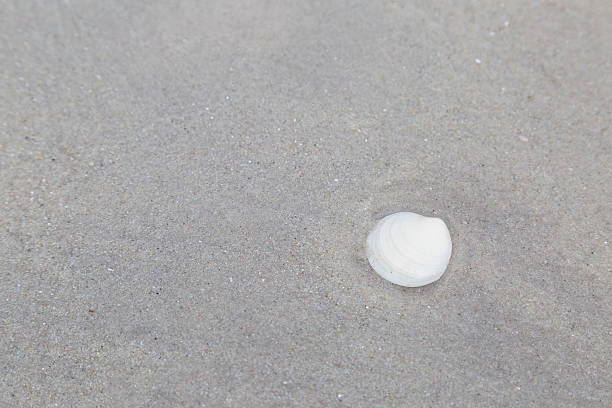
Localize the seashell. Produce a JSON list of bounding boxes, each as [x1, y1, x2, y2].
[[366, 212, 452, 287]]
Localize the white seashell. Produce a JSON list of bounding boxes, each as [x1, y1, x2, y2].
[[366, 212, 452, 287]]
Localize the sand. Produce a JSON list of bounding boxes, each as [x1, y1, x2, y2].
[[1, 1, 611, 406]]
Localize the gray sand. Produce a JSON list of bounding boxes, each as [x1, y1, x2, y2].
[[1, 1, 611, 407]]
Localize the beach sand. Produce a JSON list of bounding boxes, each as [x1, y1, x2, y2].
[[1, 1, 610, 406]]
